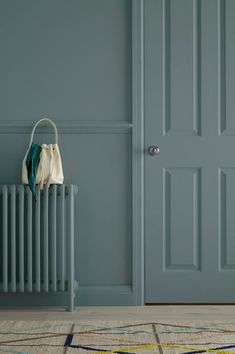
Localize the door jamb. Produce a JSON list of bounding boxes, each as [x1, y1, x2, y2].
[[131, 0, 145, 306]]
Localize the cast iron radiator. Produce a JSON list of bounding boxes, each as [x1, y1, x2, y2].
[[0, 184, 78, 311]]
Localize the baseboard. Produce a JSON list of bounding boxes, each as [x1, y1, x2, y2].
[[0, 285, 135, 309], [77, 285, 135, 306]]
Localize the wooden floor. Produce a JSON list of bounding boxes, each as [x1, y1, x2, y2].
[[1, 305, 235, 320]]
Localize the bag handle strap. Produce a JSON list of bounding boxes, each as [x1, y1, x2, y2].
[[28, 118, 59, 147]]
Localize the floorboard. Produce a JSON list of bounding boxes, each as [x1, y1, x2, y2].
[[0, 305, 235, 320]]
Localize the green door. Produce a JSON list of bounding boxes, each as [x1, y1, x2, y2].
[[145, 0, 235, 302]]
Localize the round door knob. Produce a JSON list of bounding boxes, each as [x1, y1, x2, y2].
[[147, 145, 160, 156]]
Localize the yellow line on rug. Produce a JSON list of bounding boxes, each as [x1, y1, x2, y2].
[[99, 342, 235, 354]]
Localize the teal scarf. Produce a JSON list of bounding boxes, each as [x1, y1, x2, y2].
[[26, 142, 42, 197]]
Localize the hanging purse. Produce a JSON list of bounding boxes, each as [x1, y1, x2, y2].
[[22, 118, 64, 195]]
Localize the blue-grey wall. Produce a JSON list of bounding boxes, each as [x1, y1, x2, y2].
[[0, 0, 143, 306]]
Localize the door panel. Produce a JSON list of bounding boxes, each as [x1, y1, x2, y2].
[[163, 167, 201, 271], [225, 0, 235, 134], [164, 0, 200, 135], [145, 0, 235, 302], [219, 168, 235, 270]]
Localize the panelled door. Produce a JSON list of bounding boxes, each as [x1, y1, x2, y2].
[[145, 0, 235, 302]]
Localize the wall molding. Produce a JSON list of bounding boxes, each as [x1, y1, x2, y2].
[[0, 120, 133, 134]]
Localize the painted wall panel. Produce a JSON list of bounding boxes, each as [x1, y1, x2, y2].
[[0, 132, 132, 297], [67, 134, 132, 286], [0, 0, 134, 306], [0, 0, 131, 121]]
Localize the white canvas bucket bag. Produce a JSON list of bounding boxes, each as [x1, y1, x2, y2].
[[22, 118, 64, 188]]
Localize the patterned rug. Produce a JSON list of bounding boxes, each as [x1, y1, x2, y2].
[[0, 320, 235, 353]]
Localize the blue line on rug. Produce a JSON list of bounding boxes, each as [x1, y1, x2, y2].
[[64, 333, 133, 353], [183, 343, 235, 354]]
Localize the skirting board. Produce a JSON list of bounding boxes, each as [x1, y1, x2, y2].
[[0, 285, 135, 308]]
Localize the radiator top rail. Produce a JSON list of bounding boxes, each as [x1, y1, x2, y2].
[[0, 184, 78, 195]]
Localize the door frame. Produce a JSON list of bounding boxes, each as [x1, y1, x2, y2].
[[131, 0, 145, 306]]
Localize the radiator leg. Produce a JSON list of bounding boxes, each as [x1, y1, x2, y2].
[[68, 185, 75, 312], [68, 290, 75, 312]]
